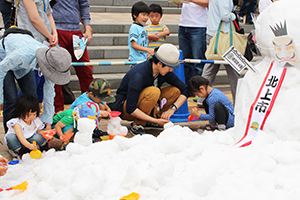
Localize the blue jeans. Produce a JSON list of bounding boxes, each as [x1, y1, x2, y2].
[[0, 0, 12, 30], [238, 0, 257, 23], [18, 70, 45, 103], [5, 133, 46, 152], [178, 26, 207, 84], [3, 70, 37, 132]]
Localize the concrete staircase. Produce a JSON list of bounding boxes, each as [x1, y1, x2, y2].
[[69, 0, 260, 91]]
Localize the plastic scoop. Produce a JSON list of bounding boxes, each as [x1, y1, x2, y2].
[[188, 108, 198, 121], [188, 115, 197, 121], [109, 111, 121, 118], [30, 141, 42, 159], [0, 181, 28, 192], [120, 192, 139, 200], [41, 129, 57, 140], [60, 132, 74, 141]]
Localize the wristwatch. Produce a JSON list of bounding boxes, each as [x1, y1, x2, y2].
[[170, 104, 178, 112]]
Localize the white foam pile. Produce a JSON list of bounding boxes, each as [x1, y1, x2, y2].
[[1, 0, 300, 199]]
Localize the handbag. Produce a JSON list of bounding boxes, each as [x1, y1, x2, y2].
[[205, 21, 248, 60]]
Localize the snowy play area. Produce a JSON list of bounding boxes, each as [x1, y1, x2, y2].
[[1, 0, 300, 199]]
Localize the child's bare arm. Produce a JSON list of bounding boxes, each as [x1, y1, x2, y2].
[[54, 121, 67, 138], [190, 108, 201, 119], [148, 34, 159, 41], [131, 41, 155, 56], [157, 28, 170, 38], [13, 124, 36, 150]]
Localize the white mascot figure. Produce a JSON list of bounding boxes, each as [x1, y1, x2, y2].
[[233, 0, 300, 146], [72, 102, 101, 146]]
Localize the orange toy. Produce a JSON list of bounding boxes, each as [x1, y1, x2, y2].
[[41, 129, 57, 140], [60, 132, 74, 141]]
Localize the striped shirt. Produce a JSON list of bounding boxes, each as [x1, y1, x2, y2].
[[145, 24, 169, 48]]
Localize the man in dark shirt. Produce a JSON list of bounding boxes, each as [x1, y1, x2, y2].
[[109, 43, 188, 135]]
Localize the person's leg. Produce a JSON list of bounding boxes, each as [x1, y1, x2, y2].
[[122, 86, 160, 126], [3, 71, 18, 133], [224, 64, 240, 103], [238, 0, 251, 18], [35, 71, 45, 103], [5, 134, 22, 152], [70, 30, 93, 93], [189, 27, 207, 76], [157, 86, 181, 115], [246, 0, 258, 23], [179, 26, 194, 84], [0, 0, 12, 30], [54, 85, 64, 112], [202, 63, 220, 87], [214, 102, 229, 130], [27, 133, 47, 147]]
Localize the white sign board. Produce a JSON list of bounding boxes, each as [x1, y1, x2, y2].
[[222, 46, 257, 74]]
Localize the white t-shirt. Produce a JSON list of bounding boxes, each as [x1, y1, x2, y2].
[[179, 2, 208, 27], [259, 0, 273, 13], [5, 117, 44, 141]]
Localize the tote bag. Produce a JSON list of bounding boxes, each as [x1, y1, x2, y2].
[[205, 21, 247, 60]]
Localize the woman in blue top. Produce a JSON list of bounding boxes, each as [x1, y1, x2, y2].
[[188, 75, 235, 131]]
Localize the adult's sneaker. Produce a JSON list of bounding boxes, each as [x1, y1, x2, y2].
[[129, 123, 145, 135], [144, 122, 163, 129]]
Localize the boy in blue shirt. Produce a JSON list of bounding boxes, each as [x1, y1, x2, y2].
[[128, 1, 154, 62], [70, 78, 116, 139], [188, 75, 235, 131]]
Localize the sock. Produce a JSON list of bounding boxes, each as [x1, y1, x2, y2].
[[218, 125, 226, 131]]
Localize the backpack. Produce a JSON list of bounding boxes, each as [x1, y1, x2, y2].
[[1, 27, 34, 49]]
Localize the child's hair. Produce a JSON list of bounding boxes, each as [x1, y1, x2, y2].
[[188, 75, 209, 96], [14, 95, 40, 119], [131, 1, 150, 21], [149, 3, 163, 15]]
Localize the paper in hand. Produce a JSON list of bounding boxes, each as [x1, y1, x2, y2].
[[73, 35, 88, 60]]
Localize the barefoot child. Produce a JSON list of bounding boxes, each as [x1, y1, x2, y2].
[[188, 75, 235, 131], [4, 95, 47, 158]]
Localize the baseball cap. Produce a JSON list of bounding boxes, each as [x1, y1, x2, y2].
[[89, 78, 116, 103]]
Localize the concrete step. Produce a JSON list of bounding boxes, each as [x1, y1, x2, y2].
[[90, 5, 182, 14], [69, 66, 243, 91], [69, 56, 263, 90], [90, 33, 179, 46], [85, 22, 179, 33], [84, 22, 254, 36], [87, 44, 180, 59], [89, 0, 181, 7]]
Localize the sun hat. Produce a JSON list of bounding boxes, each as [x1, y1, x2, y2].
[[89, 78, 116, 103], [154, 43, 180, 69], [35, 46, 71, 85]]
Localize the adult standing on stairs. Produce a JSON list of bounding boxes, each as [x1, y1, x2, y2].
[[175, 0, 209, 84], [52, 0, 94, 113]]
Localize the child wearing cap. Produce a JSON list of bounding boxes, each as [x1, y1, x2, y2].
[[69, 78, 116, 138], [51, 101, 101, 145]]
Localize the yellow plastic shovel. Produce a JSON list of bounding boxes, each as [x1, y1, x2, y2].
[[30, 141, 42, 159]]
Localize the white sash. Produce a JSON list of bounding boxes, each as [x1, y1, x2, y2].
[[234, 61, 287, 147]]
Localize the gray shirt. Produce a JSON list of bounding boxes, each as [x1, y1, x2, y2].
[[17, 0, 52, 43]]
